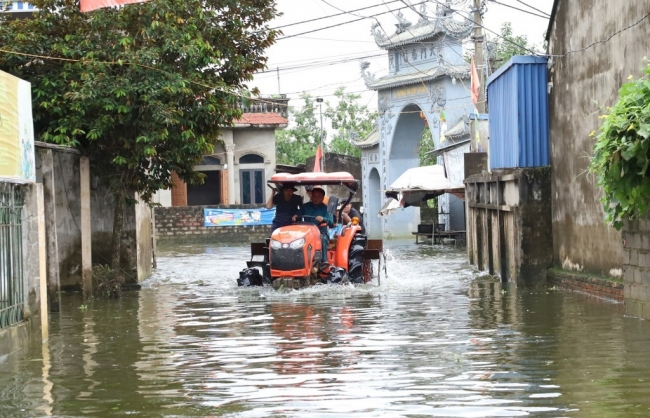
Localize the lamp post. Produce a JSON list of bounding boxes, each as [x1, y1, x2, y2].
[[316, 97, 324, 172]]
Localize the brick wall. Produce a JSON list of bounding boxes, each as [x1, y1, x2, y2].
[[547, 268, 623, 302], [171, 172, 187, 206], [623, 219, 650, 319], [154, 205, 270, 244]]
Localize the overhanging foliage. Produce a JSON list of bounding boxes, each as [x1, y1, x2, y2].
[[590, 61, 650, 230]]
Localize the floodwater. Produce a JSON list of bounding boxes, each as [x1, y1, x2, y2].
[[2, 241, 650, 417]]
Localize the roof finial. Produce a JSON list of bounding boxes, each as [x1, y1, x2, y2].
[[394, 11, 412, 34], [359, 61, 376, 87], [370, 21, 386, 43]]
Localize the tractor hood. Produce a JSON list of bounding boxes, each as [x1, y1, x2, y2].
[[271, 223, 320, 244]]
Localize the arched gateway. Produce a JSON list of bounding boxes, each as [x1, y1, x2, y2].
[[354, 2, 475, 238]]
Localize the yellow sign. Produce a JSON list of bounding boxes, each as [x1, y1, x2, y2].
[[0, 70, 35, 183], [393, 84, 428, 98]]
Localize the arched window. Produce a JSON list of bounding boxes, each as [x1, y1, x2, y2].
[[200, 156, 221, 165], [239, 154, 264, 164]]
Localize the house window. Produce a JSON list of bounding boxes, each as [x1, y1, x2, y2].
[[240, 170, 264, 204], [239, 154, 264, 164]]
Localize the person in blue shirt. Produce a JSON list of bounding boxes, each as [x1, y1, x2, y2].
[[266, 183, 302, 233], [292, 186, 333, 265]]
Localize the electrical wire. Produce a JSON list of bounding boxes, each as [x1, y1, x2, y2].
[[549, 10, 650, 58], [276, 1, 429, 40], [2, 2, 641, 113], [271, 0, 402, 30], [511, 0, 550, 17], [426, 0, 544, 56], [488, 0, 549, 19]]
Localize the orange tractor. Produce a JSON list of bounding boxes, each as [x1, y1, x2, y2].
[[237, 172, 383, 289]]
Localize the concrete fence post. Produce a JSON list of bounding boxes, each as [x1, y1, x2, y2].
[[80, 157, 92, 298]]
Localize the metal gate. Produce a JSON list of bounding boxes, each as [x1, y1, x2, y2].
[[0, 183, 24, 329]]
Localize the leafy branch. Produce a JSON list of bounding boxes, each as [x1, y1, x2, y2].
[[589, 61, 650, 230]]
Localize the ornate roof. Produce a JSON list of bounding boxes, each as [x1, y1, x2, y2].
[[445, 117, 470, 140], [352, 128, 379, 149], [363, 62, 470, 90], [371, 4, 473, 49]]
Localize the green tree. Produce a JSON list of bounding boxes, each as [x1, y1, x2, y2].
[[418, 126, 436, 166], [0, 0, 278, 273], [464, 22, 536, 67], [275, 93, 321, 165], [325, 87, 377, 158], [489, 22, 534, 69]]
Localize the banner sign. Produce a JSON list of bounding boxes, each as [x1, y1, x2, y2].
[[204, 208, 275, 227], [0, 70, 35, 183], [80, 0, 148, 13]]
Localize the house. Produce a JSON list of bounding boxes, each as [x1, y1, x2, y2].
[[154, 97, 289, 207], [546, 0, 649, 316]]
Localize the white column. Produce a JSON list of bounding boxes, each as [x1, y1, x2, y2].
[[226, 144, 236, 204]]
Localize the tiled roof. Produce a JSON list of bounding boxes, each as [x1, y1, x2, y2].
[[375, 16, 473, 49], [234, 113, 288, 126], [352, 128, 379, 149]]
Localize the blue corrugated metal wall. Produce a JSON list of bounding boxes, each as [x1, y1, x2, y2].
[[487, 56, 549, 169]]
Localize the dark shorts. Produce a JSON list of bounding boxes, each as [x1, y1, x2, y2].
[[271, 219, 292, 233]]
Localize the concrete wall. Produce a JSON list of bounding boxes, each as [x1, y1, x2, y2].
[[547, 0, 650, 278], [36, 148, 82, 288], [152, 189, 172, 207], [90, 181, 140, 284], [21, 184, 43, 319], [466, 168, 553, 287], [35, 144, 152, 286], [154, 205, 271, 245]]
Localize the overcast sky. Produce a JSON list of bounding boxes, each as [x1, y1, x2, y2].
[[250, 0, 554, 114]]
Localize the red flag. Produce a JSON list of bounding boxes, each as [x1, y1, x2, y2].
[[471, 57, 481, 106], [80, 0, 147, 12], [313, 145, 323, 173]]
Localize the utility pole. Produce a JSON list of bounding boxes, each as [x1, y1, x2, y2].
[[472, 0, 486, 113], [276, 67, 281, 95], [316, 97, 324, 172]]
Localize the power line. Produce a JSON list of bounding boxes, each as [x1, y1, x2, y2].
[[550, 10, 650, 58], [511, 0, 550, 17], [320, 0, 373, 19], [255, 52, 386, 76], [426, 0, 543, 56], [488, 0, 549, 19], [276, 1, 428, 41], [271, 0, 402, 30], [256, 38, 466, 78]]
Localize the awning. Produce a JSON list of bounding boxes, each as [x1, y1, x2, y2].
[[382, 165, 465, 214]]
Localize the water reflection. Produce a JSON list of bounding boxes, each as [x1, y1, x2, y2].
[[1, 241, 650, 416]]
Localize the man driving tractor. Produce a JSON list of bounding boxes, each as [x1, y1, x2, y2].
[[292, 186, 333, 266]]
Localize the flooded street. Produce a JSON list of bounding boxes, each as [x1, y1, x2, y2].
[[3, 240, 650, 417]]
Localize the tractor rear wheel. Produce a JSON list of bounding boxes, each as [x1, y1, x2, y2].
[[348, 234, 367, 284]]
